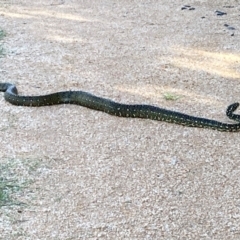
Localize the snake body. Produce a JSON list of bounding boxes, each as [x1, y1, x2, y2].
[[1, 82, 240, 132]]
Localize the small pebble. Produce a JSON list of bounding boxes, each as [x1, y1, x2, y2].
[[224, 24, 236, 30], [215, 10, 227, 16], [181, 5, 195, 11]]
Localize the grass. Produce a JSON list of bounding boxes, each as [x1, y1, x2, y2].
[[0, 157, 43, 208], [0, 158, 43, 239], [0, 45, 5, 57], [0, 29, 6, 40], [0, 29, 6, 57], [163, 92, 181, 101], [0, 178, 25, 207]]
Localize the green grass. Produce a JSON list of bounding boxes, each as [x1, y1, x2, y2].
[[0, 179, 24, 207], [0, 45, 5, 57], [0, 157, 46, 239], [0, 157, 43, 208], [0, 29, 6, 57], [0, 29, 6, 40], [163, 92, 181, 101], [0, 160, 30, 207]]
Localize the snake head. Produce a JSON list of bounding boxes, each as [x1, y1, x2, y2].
[[226, 102, 239, 116]]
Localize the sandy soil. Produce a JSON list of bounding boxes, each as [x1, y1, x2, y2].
[[0, 0, 240, 239]]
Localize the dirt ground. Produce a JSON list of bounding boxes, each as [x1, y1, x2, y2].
[[1, 0, 240, 239]]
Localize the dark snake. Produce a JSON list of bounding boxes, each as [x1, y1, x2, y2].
[[1, 82, 240, 132]]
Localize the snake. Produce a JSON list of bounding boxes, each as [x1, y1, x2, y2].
[[1, 82, 240, 132]]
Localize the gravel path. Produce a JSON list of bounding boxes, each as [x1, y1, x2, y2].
[[1, 1, 240, 239]]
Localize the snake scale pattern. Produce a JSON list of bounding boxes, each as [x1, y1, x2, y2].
[[1, 82, 240, 132]]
